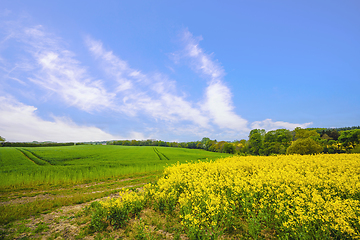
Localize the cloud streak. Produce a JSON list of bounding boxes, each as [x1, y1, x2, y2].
[[2, 23, 115, 112], [0, 16, 313, 142], [85, 36, 210, 127]]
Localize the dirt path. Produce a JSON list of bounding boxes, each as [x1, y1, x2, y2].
[[0, 183, 145, 240], [0, 172, 156, 206], [0, 175, 153, 206], [0, 173, 164, 239]]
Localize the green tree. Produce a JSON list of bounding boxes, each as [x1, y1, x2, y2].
[[286, 138, 323, 155], [248, 129, 265, 155], [352, 145, 360, 153], [201, 137, 211, 149], [320, 129, 340, 140], [263, 129, 292, 155], [205, 140, 217, 151], [216, 141, 228, 153], [338, 129, 360, 152], [235, 139, 248, 155], [0, 136, 5, 147], [223, 143, 236, 154], [208, 141, 217, 152], [294, 127, 320, 140], [157, 140, 166, 146]]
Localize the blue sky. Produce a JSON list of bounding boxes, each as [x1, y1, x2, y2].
[[0, 1, 359, 142]]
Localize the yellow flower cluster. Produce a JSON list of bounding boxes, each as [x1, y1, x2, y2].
[[101, 189, 145, 210], [99, 188, 145, 227], [145, 154, 360, 238]]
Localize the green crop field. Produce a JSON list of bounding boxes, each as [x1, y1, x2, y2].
[[0, 145, 228, 188], [0, 145, 229, 233]]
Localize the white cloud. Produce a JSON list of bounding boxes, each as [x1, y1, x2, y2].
[[203, 81, 248, 131], [180, 30, 313, 135], [0, 96, 121, 142], [2, 24, 115, 112], [181, 29, 249, 132], [181, 30, 224, 82], [85, 36, 210, 128], [0, 18, 314, 142], [251, 119, 313, 131], [85, 36, 140, 91], [28, 28, 115, 112], [129, 131, 146, 140]]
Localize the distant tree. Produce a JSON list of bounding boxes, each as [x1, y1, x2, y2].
[[294, 127, 320, 140], [170, 142, 179, 147], [352, 145, 360, 153], [223, 143, 236, 154], [208, 141, 217, 152], [286, 138, 323, 155], [248, 129, 265, 155], [321, 133, 331, 140], [234, 139, 247, 154], [215, 141, 227, 153], [0, 136, 5, 147], [205, 139, 216, 151], [320, 129, 340, 141], [157, 140, 166, 146], [335, 126, 360, 132], [327, 129, 340, 140], [263, 129, 292, 155], [338, 129, 360, 152], [201, 137, 211, 149], [186, 142, 198, 149]]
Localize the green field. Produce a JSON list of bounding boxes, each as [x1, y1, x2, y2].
[[0, 145, 228, 232], [0, 145, 228, 188]]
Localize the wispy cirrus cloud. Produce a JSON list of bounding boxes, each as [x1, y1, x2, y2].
[[1, 23, 114, 112], [178, 29, 312, 133], [85, 36, 210, 127], [0, 15, 312, 142]]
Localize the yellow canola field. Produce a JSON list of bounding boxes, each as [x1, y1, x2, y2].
[[101, 154, 360, 239]]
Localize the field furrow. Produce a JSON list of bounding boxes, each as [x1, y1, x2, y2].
[[0, 145, 229, 239], [16, 148, 50, 166]]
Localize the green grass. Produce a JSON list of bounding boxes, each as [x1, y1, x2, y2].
[[0, 145, 228, 189], [0, 173, 160, 225], [0, 145, 229, 227]]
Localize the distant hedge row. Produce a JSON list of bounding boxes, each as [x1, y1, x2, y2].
[[1, 142, 76, 147]]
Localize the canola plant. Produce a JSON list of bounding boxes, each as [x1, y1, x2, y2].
[[98, 154, 360, 239]]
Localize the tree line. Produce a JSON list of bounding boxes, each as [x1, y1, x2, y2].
[[107, 126, 360, 155], [0, 141, 76, 147], [1, 126, 359, 155]]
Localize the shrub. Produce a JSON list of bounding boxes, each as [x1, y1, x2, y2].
[[286, 138, 323, 155]]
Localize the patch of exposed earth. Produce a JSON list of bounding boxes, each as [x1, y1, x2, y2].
[[0, 174, 186, 240], [0, 183, 142, 206], [0, 186, 138, 240], [0, 186, 187, 240], [0, 175, 151, 206]]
